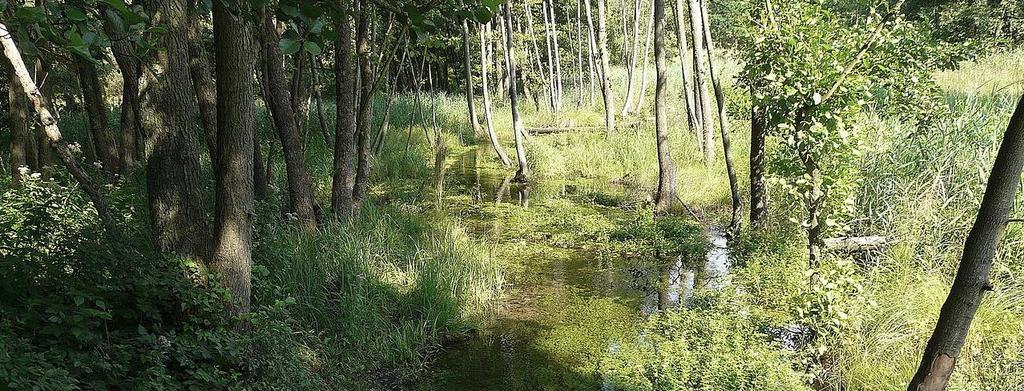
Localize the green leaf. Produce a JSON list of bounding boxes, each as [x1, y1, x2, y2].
[[302, 41, 321, 55], [279, 38, 301, 55], [66, 7, 87, 22]]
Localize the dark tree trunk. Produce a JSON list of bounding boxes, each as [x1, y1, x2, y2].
[[8, 73, 31, 185], [211, 0, 257, 315], [140, 0, 211, 260], [504, 0, 531, 182], [103, 7, 142, 171], [909, 94, 1024, 391], [76, 58, 120, 174], [351, 0, 374, 214], [186, 10, 219, 162], [653, 0, 676, 214], [700, 0, 741, 236], [750, 101, 767, 227], [257, 9, 319, 231], [331, 0, 357, 218]]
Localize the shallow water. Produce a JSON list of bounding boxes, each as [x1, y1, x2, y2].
[[416, 148, 732, 390]]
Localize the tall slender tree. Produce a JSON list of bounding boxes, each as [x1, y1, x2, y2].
[[211, 0, 257, 315], [480, 22, 513, 166], [332, 0, 357, 218], [461, 3, 482, 135], [594, 0, 616, 133], [7, 71, 31, 186], [257, 8, 319, 231], [688, 0, 714, 162], [76, 58, 120, 174], [672, 0, 700, 137], [653, 0, 676, 214], [699, 0, 741, 235], [504, 0, 531, 181]]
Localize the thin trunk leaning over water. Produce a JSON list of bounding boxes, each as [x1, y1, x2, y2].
[[909, 94, 1024, 391], [211, 0, 256, 315], [653, 0, 676, 214], [480, 22, 512, 166], [700, 0, 741, 236], [504, 0, 531, 182]]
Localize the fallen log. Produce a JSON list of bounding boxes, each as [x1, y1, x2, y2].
[[524, 126, 605, 134], [824, 236, 890, 252]]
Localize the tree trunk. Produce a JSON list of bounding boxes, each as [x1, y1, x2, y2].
[[673, 0, 700, 136], [254, 137, 268, 201], [211, 0, 256, 315], [575, 1, 585, 108], [909, 94, 1024, 391], [594, 0, 616, 134], [504, 0, 531, 182], [585, 0, 598, 106], [548, 0, 565, 110], [481, 23, 512, 166], [688, 0, 714, 163], [103, 7, 142, 171], [76, 58, 120, 174], [257, 9, 319, 231], [525, 4, 553, 111], [653, 0, 676, 214], [140, 0, 211, 260], [186, 10, 219, 162], [634, 9, 654, 113], [461, 9, 482, 135], [541, 0, 558, 111], [351, 0, 374, 215], [750, 100, 767, 227], [8, 72, 31, 185], [1, 23, 117, 234], [620, 0, 642, 116], [700, 0, 741, 236], [332, 0, 357, 218]]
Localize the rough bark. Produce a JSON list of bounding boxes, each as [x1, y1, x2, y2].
[[103, 7, 142, 171], [351, 0, 374, 215], [909, 94, 1024, 391], [700, 0, 741, 236], [140, 0, 211, 260], [750, 100, 768, 227], [481, 23, 512, 166], [211, 0, 256, 315], [504, 0, 531, 182], [688, 0, 714, 163], [332, 0, 357, 218], [75, 58, 120, 174], [673, 0, 700, 136], [594, 0, 616, 133], [186, 11, 219, 162], [1, 23, 116, 233], [257, 8, 319, 231], [653, 0, 676, 214]]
